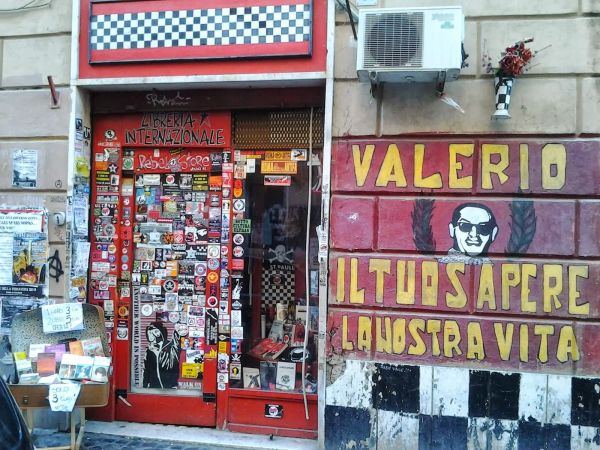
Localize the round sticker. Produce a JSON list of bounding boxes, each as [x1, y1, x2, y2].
[[233, 246, 244, 257], [195, 263, 207, 276], [221, 245, 229, 256], [233, 199, 245, 212], [233, 234, 244, 245], [117, 328, 128, 339], [207, 272, 219, 283], [166, 174, 175, 184], [118, 305, 129, 319], [207, 258, 219, 271], [207, 245, 220, 258], [99, 281, 108, 290], [121, 263, 128, 270], [102, 207, 110, 216], [103, 224, 116, 236], [124, 198, 130, 206], [163, 279, 177, 293], [168, 312, 180, 323], [207, 296, 218, 307], [121, 255, 129, 263], [141, 304, 154, 316], [175, 323, 189, 336], [108, 244, 117, 254]]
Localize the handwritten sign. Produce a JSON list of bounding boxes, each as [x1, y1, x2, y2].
[[48, 383, 81, 412], [42, 303, 84, 333], [0, 210, 44, 233]]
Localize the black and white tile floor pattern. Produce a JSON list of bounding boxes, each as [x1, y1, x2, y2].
[[325, 361, 600, 449]]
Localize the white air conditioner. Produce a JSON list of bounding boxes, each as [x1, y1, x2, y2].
[[356, 6, 464, 84]]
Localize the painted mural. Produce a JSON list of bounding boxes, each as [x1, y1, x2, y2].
[[328, 140, 600, 375]]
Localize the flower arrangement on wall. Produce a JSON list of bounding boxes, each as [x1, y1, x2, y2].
[[483, 38, 547, 120]]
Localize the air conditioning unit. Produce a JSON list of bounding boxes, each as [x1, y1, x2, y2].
[[357, 6, 464, 84]]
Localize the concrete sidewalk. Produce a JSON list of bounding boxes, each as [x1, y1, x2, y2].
[[33, 421, 318, 450]]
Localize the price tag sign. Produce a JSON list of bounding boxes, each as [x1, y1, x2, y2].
[[42, 303, 84, 333], [48, 383, 81, 412]]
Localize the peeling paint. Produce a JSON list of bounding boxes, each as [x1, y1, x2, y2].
[[468, 418, 518, 450], [327, 353, 345, 385], [347, 212, 359, 222], [326, 360, 375, 409]]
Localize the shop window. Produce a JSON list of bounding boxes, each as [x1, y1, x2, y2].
[[230, 148, 321, 395]]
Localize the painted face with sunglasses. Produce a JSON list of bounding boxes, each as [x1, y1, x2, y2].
[[448, 203, 498, 257]]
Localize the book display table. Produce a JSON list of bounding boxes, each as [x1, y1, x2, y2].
[[8, 304, 110, 450]]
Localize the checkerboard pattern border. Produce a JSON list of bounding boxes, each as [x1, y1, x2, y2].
[[326, 362, 600, 449], [90, 5, 312, 51]]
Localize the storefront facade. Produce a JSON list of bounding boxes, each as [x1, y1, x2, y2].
[[3, 0, 600, 448], [71, 0, 333, 441]]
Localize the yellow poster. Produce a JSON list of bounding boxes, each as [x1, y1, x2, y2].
[[181, 363, 203, 379], [261, 161, 297, 174]]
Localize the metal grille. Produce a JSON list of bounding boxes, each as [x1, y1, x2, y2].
[[363, 12, 423, 69], [233, 108, 324, 149]]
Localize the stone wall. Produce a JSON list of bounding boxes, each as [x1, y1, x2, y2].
[[327, 2, 600, 449], [333, 0, 600, 136], [0, 0, 73, 301]]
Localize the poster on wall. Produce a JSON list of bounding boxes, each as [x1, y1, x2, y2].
[[0, 209, 44, 234], [0, 232, 48, 298], [0, 297, 47, 335], [12, 150, 38, 188], [12, 233, 48, 286], [131, 290, 182, 390], [0, 208, 48, 334]]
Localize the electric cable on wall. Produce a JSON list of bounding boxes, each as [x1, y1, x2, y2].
[[301, 107, 314, 420]]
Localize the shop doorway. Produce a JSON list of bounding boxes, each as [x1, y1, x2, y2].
[[89, 109, 322, 435]]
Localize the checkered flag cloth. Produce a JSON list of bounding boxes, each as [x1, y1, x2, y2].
[[261, 263, 295, 306]]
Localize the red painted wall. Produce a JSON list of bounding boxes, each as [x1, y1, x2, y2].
[[328, 139, 600, 375]]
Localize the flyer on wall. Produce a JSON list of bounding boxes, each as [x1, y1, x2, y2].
[[12, 149, 38, 188]]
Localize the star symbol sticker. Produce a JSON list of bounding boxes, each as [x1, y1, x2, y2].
[[186, 248, 197, 259], [108, 163, 117, 174]]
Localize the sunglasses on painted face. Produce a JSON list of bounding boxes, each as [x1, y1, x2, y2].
[[456, 221, 494, 236]]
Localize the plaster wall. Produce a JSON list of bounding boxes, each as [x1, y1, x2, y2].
[[333, 1, 600, 136], [0, 0, 72, 301]]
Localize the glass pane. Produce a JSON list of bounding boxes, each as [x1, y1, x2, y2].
[[230, 149, 321, 394], [130, 171, 208, 395]]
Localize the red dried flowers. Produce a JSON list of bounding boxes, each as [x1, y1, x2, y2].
[[484, 38, 539, 78]]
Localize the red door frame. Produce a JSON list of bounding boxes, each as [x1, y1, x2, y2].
[[89, 113, 232, 427], [88, 111, 319, 435]]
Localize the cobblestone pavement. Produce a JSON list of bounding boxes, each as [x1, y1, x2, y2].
[[33, 430, 244, 450]]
